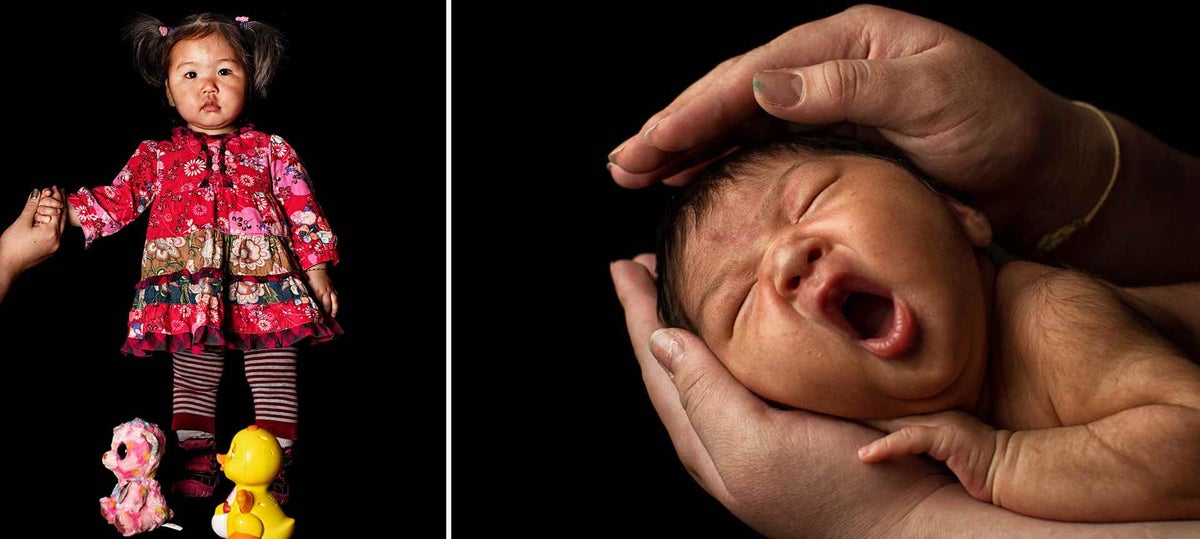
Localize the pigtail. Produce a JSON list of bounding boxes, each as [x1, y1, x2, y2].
[[237, 18, 286, 99], [124, 13, 171, 88]]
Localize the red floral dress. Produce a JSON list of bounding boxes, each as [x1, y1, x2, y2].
[[67, 125, 343, 356]]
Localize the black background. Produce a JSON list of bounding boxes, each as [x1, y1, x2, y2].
[[0, 3, 443, 538], [452, 1, 1195, 537], [1, 1, 1195, 538]]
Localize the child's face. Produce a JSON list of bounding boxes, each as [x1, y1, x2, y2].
[[165, 34, 246, 135], [677, 153, 993, 418]]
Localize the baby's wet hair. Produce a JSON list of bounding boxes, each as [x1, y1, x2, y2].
[[656, 133, 938, 332], [125, 12, 285, 101]]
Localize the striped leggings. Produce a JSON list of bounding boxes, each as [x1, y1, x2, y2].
[[172, 347, 299, 441]]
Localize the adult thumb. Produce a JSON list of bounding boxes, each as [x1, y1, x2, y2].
[[649, 328, 768, 432], [751, 57, 920, 129], [19, 189, 40, 219]]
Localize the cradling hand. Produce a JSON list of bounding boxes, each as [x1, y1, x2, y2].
[[608, 4, 1101, 236], [611, 254, 955, 538]]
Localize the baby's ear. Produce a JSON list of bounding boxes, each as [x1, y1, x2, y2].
[[942, 196, 992, 248]]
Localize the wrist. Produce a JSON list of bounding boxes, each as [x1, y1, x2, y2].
[[0, 254, 17, 292], [995, 97, 1116, 255], [0, 238, 17, 278]]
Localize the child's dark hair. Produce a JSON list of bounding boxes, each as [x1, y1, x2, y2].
[[656, 133, 933, 333], [125, 13, 285, 101]]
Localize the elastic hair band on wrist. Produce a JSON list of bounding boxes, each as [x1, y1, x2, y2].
[[1036, 101, 1120, 252]]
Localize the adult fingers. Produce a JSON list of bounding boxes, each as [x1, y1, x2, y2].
[[608, 54, 745, 175], [649, 327, 774, 471], [614, 5, 948, 181], [610, 112, 782, 188], [751, 54, 935, 133], [610, 260, 731, 501], [36, 196, 64, 209], [635, 6, 883, 156], [52, 196, 66, 234], [19, 189, 40, 220]]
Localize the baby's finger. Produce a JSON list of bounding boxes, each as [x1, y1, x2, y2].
[[35, 205, 61, 217], [329, 291, 338, 318], [857, 426, 942, 463]]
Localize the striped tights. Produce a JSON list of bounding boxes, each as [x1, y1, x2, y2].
[[171, 347, 299, 441]]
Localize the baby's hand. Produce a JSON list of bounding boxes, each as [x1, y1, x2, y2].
[[304, 265, 338, 318], [857, 410, 1008, 504]]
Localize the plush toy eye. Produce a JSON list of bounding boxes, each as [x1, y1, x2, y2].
[[117, 442, 127, 460]]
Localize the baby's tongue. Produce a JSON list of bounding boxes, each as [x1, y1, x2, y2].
[[843, 291, 895, 339]]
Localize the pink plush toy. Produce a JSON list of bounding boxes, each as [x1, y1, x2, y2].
[[100, 418, 173, 536]]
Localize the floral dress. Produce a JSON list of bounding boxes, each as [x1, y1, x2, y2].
[[67, 125, 342, 357]]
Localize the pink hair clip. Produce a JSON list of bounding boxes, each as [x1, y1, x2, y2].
[[158, 25, 169, 37], [235, 16, 250, 30]]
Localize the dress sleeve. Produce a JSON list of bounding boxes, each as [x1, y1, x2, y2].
[[66, 141, 160, 249], [269, 134, 339, 270]]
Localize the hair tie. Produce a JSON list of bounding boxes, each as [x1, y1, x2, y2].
[[235, 16, 250, 31], [158, 25, 170, 37]]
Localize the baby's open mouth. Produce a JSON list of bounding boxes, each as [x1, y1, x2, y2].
[[820, 276, 917, 358], [843, 291, 893, 339]]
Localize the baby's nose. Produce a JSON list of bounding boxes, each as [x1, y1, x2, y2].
[[766, 234, 830, 298]]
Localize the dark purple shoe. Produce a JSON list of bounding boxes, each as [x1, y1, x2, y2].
[[269, 446, 294, 505], [171, 437, 220, 498]]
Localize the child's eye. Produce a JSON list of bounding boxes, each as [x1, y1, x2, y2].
[[184, 72, 197, 79], [218, 68, 233, 76]]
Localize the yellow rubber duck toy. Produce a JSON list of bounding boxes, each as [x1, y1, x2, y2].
[[211, 425, 295, 539]]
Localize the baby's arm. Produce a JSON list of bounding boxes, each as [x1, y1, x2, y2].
[[860, 406, 1200, 522], [67, 141, 160, 247], [270, 136, 338, 317], [858, 411, 1001, 507], [268, 136, 338, 270], [863, 265, 1200, 522], [1122, 281, 1200, 358]]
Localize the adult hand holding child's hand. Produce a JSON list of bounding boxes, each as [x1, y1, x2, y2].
[[0, 187, 65, 301]]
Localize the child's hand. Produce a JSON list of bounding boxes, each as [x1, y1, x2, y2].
[[857, 410, 1009, 504], [304, 265, 338, 318]]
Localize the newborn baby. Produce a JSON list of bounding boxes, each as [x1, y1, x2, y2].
[[655, 134, 1200, 522]]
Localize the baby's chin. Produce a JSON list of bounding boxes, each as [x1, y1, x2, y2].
[[747, 367, 981, 420]]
